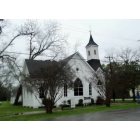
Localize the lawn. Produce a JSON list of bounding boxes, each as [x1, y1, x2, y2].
[[0, 101, 44, 117], [0, 101, 140, 121]]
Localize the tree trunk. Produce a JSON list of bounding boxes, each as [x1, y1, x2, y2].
[[106, 89, 111, 107], [14, 85, 22, 105], [112, 89, 116, 102], [122, 89, 126, 102], [132, 88, 136, 102], [122, 97, 125, 102], [106, 98, 111, 107], [44, 99, 53, 113], [105, 85, 111, 107]]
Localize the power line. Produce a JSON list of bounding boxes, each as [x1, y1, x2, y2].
[[3, 51, 111, 63], [4, 51, 137, 64], [62, 24, 139, 42], [4, 51, 55, 58], [5, 51, 29, 55]]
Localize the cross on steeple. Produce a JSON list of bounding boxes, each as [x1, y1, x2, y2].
[[89, 30, 92, 35], [89, 25, 92, 35]]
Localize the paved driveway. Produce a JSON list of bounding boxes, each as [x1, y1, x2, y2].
[[52, 108, 140, 121]]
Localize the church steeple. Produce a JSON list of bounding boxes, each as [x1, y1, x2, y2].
[[86, 33, 99, 61], [86, 33, 101, 71], [86, 33, 98, 47]]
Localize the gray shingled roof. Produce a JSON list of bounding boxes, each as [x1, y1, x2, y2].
[[25, 51, 101, 78], [25, 59, 52, 78], [87, 59, 101, 71]]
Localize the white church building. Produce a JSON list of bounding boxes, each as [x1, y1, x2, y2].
[[20, 34, 105, 108]]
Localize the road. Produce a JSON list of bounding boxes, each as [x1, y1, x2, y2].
[[52, 108, 140, 121]]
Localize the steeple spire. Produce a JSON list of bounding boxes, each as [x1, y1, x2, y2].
[[86, 33, 98, 46], [86, 32, 99, 61]]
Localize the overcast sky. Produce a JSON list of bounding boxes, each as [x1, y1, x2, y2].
[[8, 19, 140, 64]]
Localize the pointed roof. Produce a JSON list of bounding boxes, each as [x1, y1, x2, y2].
[[87, 59, 101, 71], [63, 52, 97, 72], [63, 52, 77, 63], [86, 34, 98, 47]]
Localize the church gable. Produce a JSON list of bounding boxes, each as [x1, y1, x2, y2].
[[67, 52, 96, 74], [66, 52, 97, 83]]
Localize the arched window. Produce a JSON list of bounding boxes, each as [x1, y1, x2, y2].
[[88, 51, 90, 56], [94, 50, 96, 55], [74, 78, 83, 96], [89, 83, 92, 95]]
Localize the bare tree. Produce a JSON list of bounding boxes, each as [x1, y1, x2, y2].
[[0, 19, 4, 34], [0, 20, 33, 84], [117, 48, 140, 101], [103, 47, 140, 103], [5, 20, 67, 105], [24, 60, 74, 113], [0, 20, 35, 104], [73, 41, 81, 53], [0, 20, 34, 61], [118, 48, 140, 64], [6, 59, 24, 105], [20, 20, 66, 60]]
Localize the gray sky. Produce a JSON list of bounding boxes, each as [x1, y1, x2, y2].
[[7, 19, 140, 64]]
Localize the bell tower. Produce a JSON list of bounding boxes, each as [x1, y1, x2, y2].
[[86, 33, 99, 61]]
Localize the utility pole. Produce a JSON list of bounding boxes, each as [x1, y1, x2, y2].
[[105, 56, 115, 107], [105, 56, 113, 77]]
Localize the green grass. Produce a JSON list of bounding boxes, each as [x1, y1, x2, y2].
[[0, 101, 43, 117], [0, 101, 140, 121], [111, 99, 135, 103]]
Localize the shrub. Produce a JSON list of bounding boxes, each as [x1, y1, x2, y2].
[[42, 98, 46, 105], [77, 99, 83, 107], [91, 98, 94, 105], [60, 100, 70, 110], [67, 100, 71, 105], [62, 100, 67, 105], [96, 96, 105, 105], [16, 101, 22, 106], [0, 90, 10, 101]]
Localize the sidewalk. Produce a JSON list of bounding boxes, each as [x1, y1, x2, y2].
[[0, 110, 46, 119], [22, 111, 45, 115]]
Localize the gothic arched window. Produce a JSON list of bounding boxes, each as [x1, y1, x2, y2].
[[74, 78, 83, 96], [94, 50, 96, 55], [88, 51, 90, 56], [89, 83, 92, 95]]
